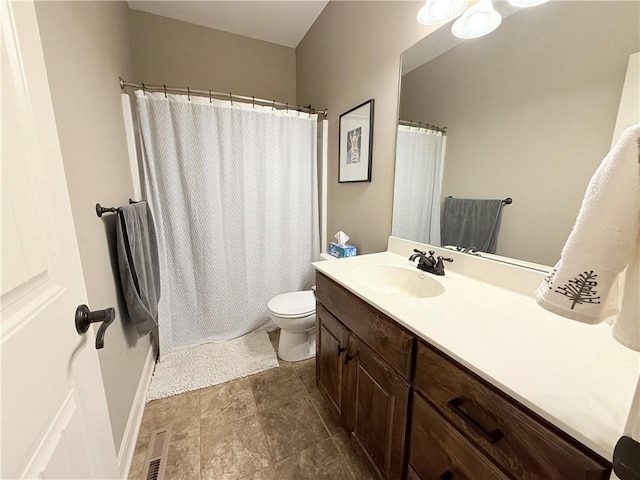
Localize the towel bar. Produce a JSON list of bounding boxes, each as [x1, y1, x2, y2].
[[445, 196, 512, 205], [96, 199, 138, 217]]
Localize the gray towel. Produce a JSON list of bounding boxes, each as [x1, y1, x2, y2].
[[441, 198, 504, 253], [116, 201, 160, 337]]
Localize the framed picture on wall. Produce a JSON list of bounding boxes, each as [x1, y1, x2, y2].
[[338, 99, 374, 183]]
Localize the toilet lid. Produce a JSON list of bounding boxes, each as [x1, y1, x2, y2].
[[268, 290, 315, 317]]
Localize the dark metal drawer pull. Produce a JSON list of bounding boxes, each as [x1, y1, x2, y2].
[[440, 471, 454, 480], [337, 345, 346, 356], [447, 397, 504, 444]]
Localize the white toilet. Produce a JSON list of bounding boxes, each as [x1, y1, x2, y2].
[[268, 253, 335, 362]]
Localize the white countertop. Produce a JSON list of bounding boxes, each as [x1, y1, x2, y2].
[[313, 250, 640, 461]]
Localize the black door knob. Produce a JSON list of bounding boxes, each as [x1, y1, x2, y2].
[[75, 305, 115, 350]]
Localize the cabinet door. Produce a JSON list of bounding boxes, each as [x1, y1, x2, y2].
[[345, 334, 410, 480], [316, 303, 347, 419]]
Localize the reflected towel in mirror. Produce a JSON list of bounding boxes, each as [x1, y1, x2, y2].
[[440, 197, 505, 254]]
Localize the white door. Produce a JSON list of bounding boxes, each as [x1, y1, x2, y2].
[[1, 1, 119, 478]]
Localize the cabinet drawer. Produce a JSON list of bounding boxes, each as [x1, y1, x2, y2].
[[316, 272, 413, 379], [414, 342, 611, 480], [409, 393, 509, 480]]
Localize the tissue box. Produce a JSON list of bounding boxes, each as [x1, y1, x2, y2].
[[328, 242, 357, 258]]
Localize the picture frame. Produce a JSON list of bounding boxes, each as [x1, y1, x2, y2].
[[338, 99, 374, 183]]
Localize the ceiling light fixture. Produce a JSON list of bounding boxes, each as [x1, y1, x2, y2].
[[451, 0, 502, 39], [507, 0, 549, 7], [417, 0, 467, 25]]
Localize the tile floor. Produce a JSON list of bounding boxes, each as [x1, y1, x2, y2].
[[128, 330, 375, 480]]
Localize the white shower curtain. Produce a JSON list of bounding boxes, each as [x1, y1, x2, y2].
[[392, 126, 446, 245], [135, 91, 319, 357]]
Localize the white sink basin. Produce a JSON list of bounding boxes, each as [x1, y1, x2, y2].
[[351, 264, 445, 298]]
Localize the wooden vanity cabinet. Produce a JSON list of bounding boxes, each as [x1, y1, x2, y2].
[[314, 272, 612, 480]]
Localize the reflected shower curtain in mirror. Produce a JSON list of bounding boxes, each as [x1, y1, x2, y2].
[[392, 126, 446, 245], [135, 91, 319, 357]]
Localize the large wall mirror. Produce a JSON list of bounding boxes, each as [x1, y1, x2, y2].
[[393, 1, 639, 267]]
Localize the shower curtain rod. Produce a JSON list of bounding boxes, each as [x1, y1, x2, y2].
[[399, 119, 447, 134], [120, 78, 328, 117]]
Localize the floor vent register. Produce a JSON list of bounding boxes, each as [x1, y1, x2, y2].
[[142, 427, 171, 480]]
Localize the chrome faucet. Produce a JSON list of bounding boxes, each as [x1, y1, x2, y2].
[[409, 249, 453, 276]]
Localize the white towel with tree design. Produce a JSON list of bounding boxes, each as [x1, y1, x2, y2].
[[535, 124, 640, 351]]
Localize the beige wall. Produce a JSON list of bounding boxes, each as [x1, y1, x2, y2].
[[297, 2, 434, 254], [129, 9, 297, 104], [35, 1, 151, 453], [400, 1, 639, 266]]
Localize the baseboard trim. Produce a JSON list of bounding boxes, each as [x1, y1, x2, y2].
[[117, 345, 155, 479]]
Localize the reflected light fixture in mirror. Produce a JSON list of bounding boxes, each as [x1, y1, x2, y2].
[[451, 0, 502, 39], [417, 0, 467, 25], [508, 0, 549, 7]]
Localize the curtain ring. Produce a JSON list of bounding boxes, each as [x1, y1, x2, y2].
[[230, 93, 233, 106], [297, 105, 300, 117], [252, 96, 255, 109], [209, 89, 212, 103], [187, 87, 191, 101], [142, 83, 146, 95], [286, 103, 288, 113], [163, 84, 167, 98], [272, 100, 275, 111]]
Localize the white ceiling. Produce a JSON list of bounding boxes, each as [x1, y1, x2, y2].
[[127, 1, 329, 48]]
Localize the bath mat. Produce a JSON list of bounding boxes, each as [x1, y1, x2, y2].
[[146, 329, 279, 401]]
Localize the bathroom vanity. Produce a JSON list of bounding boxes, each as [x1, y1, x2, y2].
[[313, 238, 639, 480]]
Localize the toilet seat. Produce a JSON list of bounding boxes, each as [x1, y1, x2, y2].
[[268, 290, 315, 318]]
